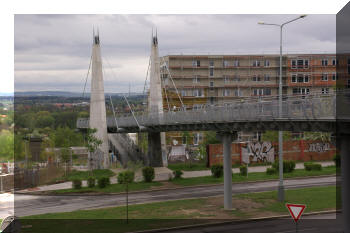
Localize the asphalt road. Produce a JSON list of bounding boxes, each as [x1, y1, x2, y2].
[[155, 213, 342, 233], [2, 176, 336, 218]]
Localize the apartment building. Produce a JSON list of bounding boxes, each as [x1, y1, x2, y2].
[[159, 53, 338, 149]]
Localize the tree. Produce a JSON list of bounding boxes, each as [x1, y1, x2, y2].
[[86, 128, 102, 172], [262, 131, 291, 142], [0, 130, 14, 162]]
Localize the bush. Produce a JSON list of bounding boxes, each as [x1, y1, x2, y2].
[[266, 168, 276, 175], [173, 170, 183, 179], [72, 179, 82, 189], [304, 162, 322, 171], [142, 166, 155, 182], [87, 177, 95, 188], [272, 160, 296, 173], [333, 154, 341, 167], [240, 165, 247, 176], [211, 164, 223, 178], [98, 177, 111, 188], [117, 171, 135, 184]]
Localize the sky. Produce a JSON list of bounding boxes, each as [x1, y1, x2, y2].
[[14, 14, 336, 93]]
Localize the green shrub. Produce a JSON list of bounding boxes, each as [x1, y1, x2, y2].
[[266, 167, 276, 175], [304, 162, 322, 171], [333, 154, 341, 167], [240, 165, 247, 176], [98, 177, 111, 188], [173, 170, 183, 179], [87, 177, 95, 188], [211, 164, 223, 178], [117, 171, 135, 184], [272, 160, 296, 173], [72, 179, 82, 189], [142, 166, 155, 182]]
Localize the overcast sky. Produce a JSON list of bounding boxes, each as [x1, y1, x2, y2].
[[14, 14, 336, 93]]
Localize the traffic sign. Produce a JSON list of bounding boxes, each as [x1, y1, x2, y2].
[[286, 203, 306, 222]]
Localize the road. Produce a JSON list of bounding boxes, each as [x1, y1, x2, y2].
[[1, 176, 336, 218], [154, 213, 342, 233]]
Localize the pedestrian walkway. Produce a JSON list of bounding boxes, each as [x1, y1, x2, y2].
[[16, 161, 334, 193]]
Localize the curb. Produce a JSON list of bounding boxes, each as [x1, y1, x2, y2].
[[131, 210, 340, 233], [14, 174, 337, 196]]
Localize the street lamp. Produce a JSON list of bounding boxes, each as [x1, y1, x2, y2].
[[258, 15, 307, 202]]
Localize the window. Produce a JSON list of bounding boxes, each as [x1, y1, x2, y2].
[[193, 76, 199, 83], [233, 60, 240, 67], [321, 88, 329, 94], [182, 135, 187, 145], [253, 88, 263, 96], [192, 60, 200, 67], [234, 88, 242, 97], [209, 81, 214, 91], [193, 89, 203, 97], [293, 59, 309, 69], [264, 75, 270, 81], [321, 59, 328, 66], [253, 60, 260, 67], [252, 75, 261, 82], [223, 89, 230, 96], [264, 88, 271, 95], [233, 75, 240, 82], [224, 76, 230, 84], [209, 67, 214, 77], [264, 60, 270, 67], [181, 89, 187, 97], [321, 73, 328, 81], [193, 133, 201, 145], [304, 75, 309, 83], [209, 60, 214, 67], [332, 73, 337, 81], [292, 75, 297, 83], [298, 75, 304, 83], [332, 59, 337, 66], [293, 88, 310, 95], [223, 60, 229, 67]]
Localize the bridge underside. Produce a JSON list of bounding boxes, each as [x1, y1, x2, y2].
[[77, 119, 346, 134]]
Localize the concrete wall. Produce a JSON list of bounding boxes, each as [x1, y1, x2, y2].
[[208, 140, 336, 166]]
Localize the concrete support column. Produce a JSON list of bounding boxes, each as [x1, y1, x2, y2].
[[217, 131, 237, 210], [341, 133, 350, 233], [148, 132, 163, 167]]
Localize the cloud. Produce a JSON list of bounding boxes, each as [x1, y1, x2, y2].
[[14, 14, 336, 92]]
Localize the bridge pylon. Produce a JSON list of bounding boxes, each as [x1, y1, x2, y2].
[[147, 30, 167, 167], [89, 30, 109, 169]]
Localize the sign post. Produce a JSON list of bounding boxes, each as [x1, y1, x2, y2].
[[286, 203, 306, 233]]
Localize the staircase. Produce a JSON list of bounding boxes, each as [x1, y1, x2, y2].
[[108, 133, 147, 166]]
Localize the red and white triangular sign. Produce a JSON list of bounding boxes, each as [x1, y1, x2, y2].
[[286, 204, 306, 222]]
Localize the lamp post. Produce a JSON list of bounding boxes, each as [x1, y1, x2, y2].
[[258, 15, 307, 202]]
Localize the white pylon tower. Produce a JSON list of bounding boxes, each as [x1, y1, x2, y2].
[[148, 29, 167, 166], [89, 29, 110, 169]]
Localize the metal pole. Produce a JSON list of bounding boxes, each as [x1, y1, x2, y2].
[[223, 133, 232, 210], [278, 25, 285, 202]]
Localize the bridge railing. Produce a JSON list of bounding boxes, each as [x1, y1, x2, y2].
[[111, 95, 336, 129]]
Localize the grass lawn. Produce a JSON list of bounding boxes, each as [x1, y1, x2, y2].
[[170, 166, 337, 186], [21, 186, 338, 233], [167, 162, 209, 171], [50, 166, 336, 194], [63, 169, 115, 181], [53, 181, 163, 194]]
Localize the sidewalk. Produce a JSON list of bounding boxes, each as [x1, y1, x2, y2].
[[16, 161, 334, 193]]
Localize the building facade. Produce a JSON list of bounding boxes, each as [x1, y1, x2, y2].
[[159, 53, 338, 151]]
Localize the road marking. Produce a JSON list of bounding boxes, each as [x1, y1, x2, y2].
[[275, 228, 316, 233]]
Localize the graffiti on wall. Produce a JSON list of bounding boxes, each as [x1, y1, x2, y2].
[[241, 142, 274, 164], [308, 142, 330, 153]]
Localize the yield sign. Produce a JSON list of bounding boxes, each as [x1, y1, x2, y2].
[[286, 204, 306, 222]]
